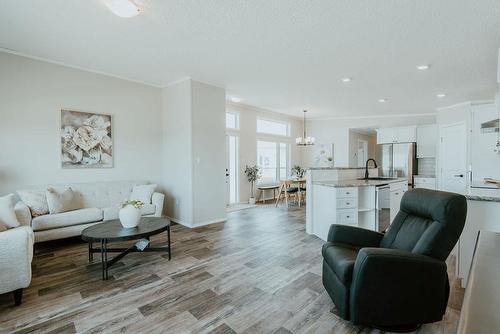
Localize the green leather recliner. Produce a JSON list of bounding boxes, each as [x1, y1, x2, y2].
[[322, 189, 467, 331]]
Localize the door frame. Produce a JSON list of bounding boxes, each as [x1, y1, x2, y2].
[[225, 133, 239, 206], [438, 121, 468, 192], [357, 139, 368, 167]]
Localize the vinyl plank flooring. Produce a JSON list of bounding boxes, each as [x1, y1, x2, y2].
[[0, 204, 464, 334]]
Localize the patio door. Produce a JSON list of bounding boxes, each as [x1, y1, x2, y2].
[[226, 134, 239, 205]]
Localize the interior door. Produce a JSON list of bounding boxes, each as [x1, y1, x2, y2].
[[440, 123, 467, 194]]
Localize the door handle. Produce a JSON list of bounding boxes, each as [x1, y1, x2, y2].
[[453, 174, 464, 178]]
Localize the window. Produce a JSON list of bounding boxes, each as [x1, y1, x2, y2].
[[257, 118, 289, 136], [226, 112, 239, 129], [257, 140, 289, 183]]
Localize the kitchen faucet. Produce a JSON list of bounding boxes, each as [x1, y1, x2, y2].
[[365, 158, 378, 179]]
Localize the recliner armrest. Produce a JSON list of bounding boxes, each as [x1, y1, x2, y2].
[[350, 248, 448, 326], [327, 224, 384, 248]]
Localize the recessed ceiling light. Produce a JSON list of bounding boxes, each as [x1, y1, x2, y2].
[[231, 97, 241, 103], [417, 64, 430, 71], [378, 98, 387, 103], [104, 0, 142, 18], [437, 93, 446, 98], [341, 77, 352, 83]]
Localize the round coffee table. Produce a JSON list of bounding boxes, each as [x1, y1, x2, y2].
[[82, 217, 171, 280]]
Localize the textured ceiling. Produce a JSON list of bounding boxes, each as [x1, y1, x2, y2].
[[1, 0, 499, 118]]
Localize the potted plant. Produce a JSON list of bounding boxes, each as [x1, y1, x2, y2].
[[119, 199, 144, 228], [244, 165, 261, 204], [291, 165, 305, 178]]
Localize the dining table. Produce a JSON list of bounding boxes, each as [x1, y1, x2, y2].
[[275, 178, 306, 207]]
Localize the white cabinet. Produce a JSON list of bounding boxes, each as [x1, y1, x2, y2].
[[414, 177, 436, 190], [389, 181, 408, 223], [377, 126, 417, 144], [311, 186, 358, 240], [377, 128, 394, 144], [416, 125, 438, 158], [458, 199, 500, 287]]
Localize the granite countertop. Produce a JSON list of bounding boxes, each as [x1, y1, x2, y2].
[[465, 187, 500, 202], [313, 178, 407, 188], [465, 194, 500, 203]]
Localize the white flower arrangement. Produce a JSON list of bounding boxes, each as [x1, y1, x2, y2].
[[121, 199, 144, 209]]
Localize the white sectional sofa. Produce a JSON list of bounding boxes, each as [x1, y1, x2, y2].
[[15, 181, 164, 243], [0, 225, 34, 305]]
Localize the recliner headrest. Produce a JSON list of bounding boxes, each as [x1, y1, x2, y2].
[[400, 188, 467, 224]]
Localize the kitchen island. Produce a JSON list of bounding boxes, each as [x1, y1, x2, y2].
[[457, 189, 500, 288], [307, 177, 407, 241]]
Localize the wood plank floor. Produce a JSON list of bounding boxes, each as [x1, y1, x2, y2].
[[0, 204, 463, 334]]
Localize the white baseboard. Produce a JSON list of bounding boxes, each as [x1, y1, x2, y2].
[[166, 216, 227, 228]]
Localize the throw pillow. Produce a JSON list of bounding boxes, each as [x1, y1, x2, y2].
[[46, 187, 82, 214], [130, 184, 157, 204], [17, 190, 49, 217], [0, 194, 20, 231]]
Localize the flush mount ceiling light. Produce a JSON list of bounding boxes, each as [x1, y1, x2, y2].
[[378, 98, 387, 103], [341, 77, 352, 83], [104, 0, 142, 18], [437, 93, 446, 98], [296, 110, 315, 146], [417, 64, 430, 71], [230, 97, 241, 103]]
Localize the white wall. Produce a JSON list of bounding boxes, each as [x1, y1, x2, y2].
[[303, 114, 436, 168], [0, 52, 163, 194], [191, 81, 226, 224], [161, 79, 226, 226], [226, 102, 303, 202], [161, 79, 193, 223], [348, 131, 377, 167]]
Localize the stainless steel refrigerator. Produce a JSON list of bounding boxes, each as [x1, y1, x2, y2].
[[376, 143, 417, 186]]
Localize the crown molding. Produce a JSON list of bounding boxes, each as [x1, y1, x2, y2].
[[310, 112, 437, 121], [0, 47, 163, 88]]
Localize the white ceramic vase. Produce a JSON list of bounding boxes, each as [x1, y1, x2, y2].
[[249, 197, 256, 205], [119, 205, 141, 228]]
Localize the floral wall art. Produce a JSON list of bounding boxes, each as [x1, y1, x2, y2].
[[60, 110, 113, 168]]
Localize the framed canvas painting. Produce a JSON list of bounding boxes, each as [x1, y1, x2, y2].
[[60, 109, 113, 168]]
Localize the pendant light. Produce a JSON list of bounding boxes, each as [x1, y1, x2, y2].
[[296, 110, 315, 146]]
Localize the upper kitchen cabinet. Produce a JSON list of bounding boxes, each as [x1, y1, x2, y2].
[[416, 124, 438, 158], [376, 126, 416, 144]]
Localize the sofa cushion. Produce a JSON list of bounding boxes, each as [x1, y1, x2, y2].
[[17, 190, 49, 217], [322, 242, 361, 285], [0, 194, 20, 231], [46, 187, 82, 214], [130, 184, 157, 204], [32, 208, 103, 231], [102, 204, 156, 221]]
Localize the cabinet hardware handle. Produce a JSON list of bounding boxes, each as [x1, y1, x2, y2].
[[346, 202, 350, 205], [453, 174, 464, 178], [346, 192, 350, 194], [346, 216, 350, 218]]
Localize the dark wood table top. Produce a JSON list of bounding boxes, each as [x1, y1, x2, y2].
[[81, 217, 170, 242]]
